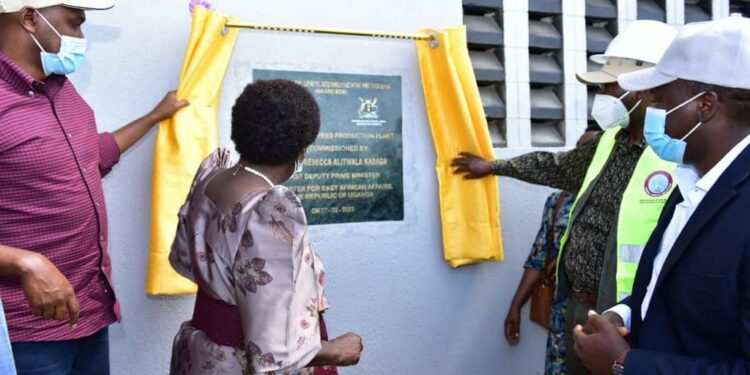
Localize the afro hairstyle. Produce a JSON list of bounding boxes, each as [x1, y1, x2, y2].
[[231, 79, 321, 165]]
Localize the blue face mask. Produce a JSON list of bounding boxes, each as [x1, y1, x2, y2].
[[28, 11, 87, 77], [644, 91, 706, 164]]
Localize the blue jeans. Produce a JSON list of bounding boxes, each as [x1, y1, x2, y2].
[[12, 327, 109, 375], [0, 299, 16, 375]]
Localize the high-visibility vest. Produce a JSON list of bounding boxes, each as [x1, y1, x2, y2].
[[557, 127, 676, 300]]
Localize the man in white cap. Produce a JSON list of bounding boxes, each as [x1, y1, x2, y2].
[[573, 15, 750, 375], [0, 1, 188, 374], [452, 20, 677, 375]]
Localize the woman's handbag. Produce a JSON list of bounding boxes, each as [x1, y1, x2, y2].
[[529, 192, 568, 328]]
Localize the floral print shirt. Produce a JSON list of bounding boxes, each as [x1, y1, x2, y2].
[[169, 149, 329, 375], [492, 131, 646, 292]]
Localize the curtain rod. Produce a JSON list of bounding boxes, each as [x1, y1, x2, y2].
[[225, 20, 439, 47]]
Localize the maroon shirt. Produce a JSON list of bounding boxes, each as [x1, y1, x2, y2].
[[0, 52, 121, 342]]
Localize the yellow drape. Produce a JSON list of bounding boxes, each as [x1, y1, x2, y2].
[[416, 26, 504, 267], [146, 7, 239, 295]]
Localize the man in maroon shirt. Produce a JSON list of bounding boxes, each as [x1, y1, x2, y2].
[[0, 1, 189, 374]]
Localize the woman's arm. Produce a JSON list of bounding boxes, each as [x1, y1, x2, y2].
[[307, 333, 363, 367]]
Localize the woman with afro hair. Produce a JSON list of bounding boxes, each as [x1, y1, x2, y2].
[[169, 80, 363, 375]]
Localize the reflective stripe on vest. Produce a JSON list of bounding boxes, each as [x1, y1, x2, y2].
[[556, 127, 676, 301]]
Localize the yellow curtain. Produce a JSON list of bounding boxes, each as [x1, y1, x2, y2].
[[146, 7, 239, 295], [416, 26, 504, 267]]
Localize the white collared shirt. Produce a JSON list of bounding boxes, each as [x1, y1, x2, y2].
[[609, 133, 750, 329]]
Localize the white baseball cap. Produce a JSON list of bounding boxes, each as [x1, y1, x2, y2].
[[576, 57, 654, 85], [577, 20, 678, 85], [0, 0, 114, 13], [590, 20, 678, 65], [619, 15, 750, 91]]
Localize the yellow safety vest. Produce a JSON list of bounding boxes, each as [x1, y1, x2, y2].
[[557, 127, 676, 300]]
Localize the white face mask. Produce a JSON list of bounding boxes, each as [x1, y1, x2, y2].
[[591, 92, 642, 130], [292, 150, 306, 177]]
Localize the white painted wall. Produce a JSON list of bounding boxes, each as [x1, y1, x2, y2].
[[72, 0, 558, 374]]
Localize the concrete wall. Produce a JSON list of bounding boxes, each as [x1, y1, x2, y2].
[[73, 0, 559, 374]]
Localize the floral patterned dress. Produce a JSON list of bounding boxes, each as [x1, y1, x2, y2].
[[169, 149, 331, 375], [524, 190, 575, 375]]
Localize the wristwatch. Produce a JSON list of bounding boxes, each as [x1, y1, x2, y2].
[[611, 350, 628, 375], [611, 362, 624, 375]]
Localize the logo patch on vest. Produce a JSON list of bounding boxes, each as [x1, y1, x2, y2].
[[644, 171, 673, 197]]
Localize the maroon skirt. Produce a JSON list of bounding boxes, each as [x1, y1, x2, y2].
[[192, 288, 338, 374]]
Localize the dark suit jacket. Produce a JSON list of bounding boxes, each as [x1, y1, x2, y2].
[[622, 145, 750, 374]]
